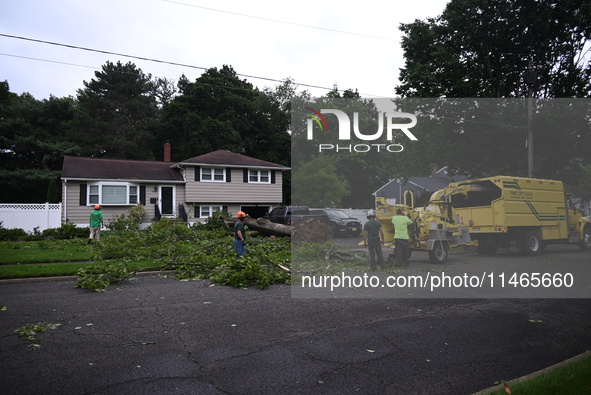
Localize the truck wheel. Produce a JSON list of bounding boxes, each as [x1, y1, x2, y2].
[[520, 230, 542, 255], [477, 236, 497, 255], [428, 242, 448, 264], [580, 226, 591, 251]]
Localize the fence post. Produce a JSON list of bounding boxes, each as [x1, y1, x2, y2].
[[45, 202, 50, 231]]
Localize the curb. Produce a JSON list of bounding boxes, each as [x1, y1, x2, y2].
[[0, 270, 175, 285], [472, 349, 591, 394]]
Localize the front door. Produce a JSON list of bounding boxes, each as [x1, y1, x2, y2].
[[160, 186, 174, 216]]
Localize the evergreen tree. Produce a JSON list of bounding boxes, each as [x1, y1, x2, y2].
[[74, 61, 158, 159]]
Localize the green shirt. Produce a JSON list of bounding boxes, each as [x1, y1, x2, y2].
[[233, 221, 246, 240], [391, 215, 412, 239], [363, 219, 382, 241], [90, 210, 103, 227]]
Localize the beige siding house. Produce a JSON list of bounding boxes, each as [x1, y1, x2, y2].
[[61, 150, 289, 227]]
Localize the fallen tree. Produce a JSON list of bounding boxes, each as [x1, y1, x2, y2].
[[221, 215, 291, 237]]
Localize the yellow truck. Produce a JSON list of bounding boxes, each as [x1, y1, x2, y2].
[[434, 176, 591, 255]]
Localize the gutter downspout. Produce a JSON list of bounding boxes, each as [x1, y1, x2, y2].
[[63, 179, 67, 225]]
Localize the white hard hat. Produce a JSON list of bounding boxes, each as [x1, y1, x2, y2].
[[366, 209, 376, 218]]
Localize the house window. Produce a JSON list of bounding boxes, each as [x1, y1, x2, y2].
[[249, 170, 270, 183], [129, 186, 138, 204], [89, 185, 99, 204], [198, 205, 222, 218], [88, 183, 139, 206], [201, 168, 225, 182]]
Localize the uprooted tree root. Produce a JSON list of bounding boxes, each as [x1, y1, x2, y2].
[[291, 219, 333, 246]]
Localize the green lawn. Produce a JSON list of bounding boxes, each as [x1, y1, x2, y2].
[[0, 239, 163, 279], [486, 353, 591, 394], [0, 260, 163, 279], [0, 239, 94, 264]]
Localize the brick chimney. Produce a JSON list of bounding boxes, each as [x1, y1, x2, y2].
[[164, 141, 171, 162], [430, 164, 438, 177]]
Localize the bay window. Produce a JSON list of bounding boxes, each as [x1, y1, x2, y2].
[[88, 183, 139, 206]]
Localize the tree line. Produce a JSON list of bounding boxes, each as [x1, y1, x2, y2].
[[0, 62, 300, 203]]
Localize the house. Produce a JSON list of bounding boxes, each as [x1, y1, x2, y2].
[[61, 147, 289, 227], [373, 166, 468, 205]]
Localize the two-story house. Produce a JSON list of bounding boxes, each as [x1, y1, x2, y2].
[[61, 149, 289, 228]]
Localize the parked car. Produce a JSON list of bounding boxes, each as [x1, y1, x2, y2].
[[318, 209, 362, 237], [263, 206, 329, 226]]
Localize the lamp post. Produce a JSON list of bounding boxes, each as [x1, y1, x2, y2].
[[523, 61, 537, 178]]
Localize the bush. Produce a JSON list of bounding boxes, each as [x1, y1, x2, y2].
[[42, 221, 88, 239], [106, 203, 146, 231], [0, 225, 29, 241], [0, 221, 88, 241]]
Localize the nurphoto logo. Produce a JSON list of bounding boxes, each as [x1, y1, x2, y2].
[[304, 107, 418, 153]]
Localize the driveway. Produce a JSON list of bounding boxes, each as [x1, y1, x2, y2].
[[1, 253, 591, 395]]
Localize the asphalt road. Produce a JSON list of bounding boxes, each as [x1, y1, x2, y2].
[[1, 247, 591, 394]]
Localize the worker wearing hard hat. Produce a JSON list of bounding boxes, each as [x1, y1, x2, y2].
[[233, 211, 247, 256], [88, 205, 104, 244], [363, 210, 385, 271]]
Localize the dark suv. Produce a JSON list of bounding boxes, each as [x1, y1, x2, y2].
[[319, 209, 362, 237]]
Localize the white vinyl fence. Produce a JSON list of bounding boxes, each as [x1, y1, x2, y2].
[[0, 203, 62, 232]]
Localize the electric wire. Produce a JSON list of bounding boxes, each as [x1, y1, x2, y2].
[[0, 33, 387, 97], [162, 0, 397, 42]]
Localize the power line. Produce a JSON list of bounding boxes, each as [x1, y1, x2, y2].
[[1, 33, 379, 95], [0, 52, 98, 70], [162, 0, 397, 42], [0, 52, 281, 96]]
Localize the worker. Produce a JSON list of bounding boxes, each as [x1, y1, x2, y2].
[[391, 208, 412, 267], [363, 209, 385, 271], [233, 211, 247, 256], [88, 205, 104, 244]]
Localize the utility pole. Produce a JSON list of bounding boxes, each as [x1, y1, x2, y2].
[[523, 60, 537, 178]]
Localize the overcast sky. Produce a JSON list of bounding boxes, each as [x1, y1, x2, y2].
[[0, 0, 449, 100]]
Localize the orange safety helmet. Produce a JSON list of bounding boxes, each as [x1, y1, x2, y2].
[[94, 205, 101, 209], [236, 211, 247, 218]]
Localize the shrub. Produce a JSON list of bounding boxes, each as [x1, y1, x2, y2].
[[42, 221, 88, 239], [0, 226, 29, 241], [106, 203, 146, 231]]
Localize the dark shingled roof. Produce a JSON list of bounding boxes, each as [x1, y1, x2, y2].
[[61, 156, 184, 181], [182, 150, 289, 169]]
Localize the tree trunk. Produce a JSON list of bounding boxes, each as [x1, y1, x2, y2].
[[222, 215, 291, 236]]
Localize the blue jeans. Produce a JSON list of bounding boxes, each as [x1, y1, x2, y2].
[[233, 239, 246, 256]]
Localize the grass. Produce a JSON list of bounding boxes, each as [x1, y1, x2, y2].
[[0, 239, 93, 264], [0, 239, 164, 279], [0, 260, 163, 279], [486, 354, 591, 395]]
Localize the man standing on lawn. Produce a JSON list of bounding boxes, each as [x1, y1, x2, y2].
[[88, 205, 104, 244], [233, 211, 247, 256]]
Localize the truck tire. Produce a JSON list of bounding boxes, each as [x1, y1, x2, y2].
[[580, 226, 591, 251], [477, 236, 497, 255], [428, 242, 448, 264], [520, 230, 542, 255]]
